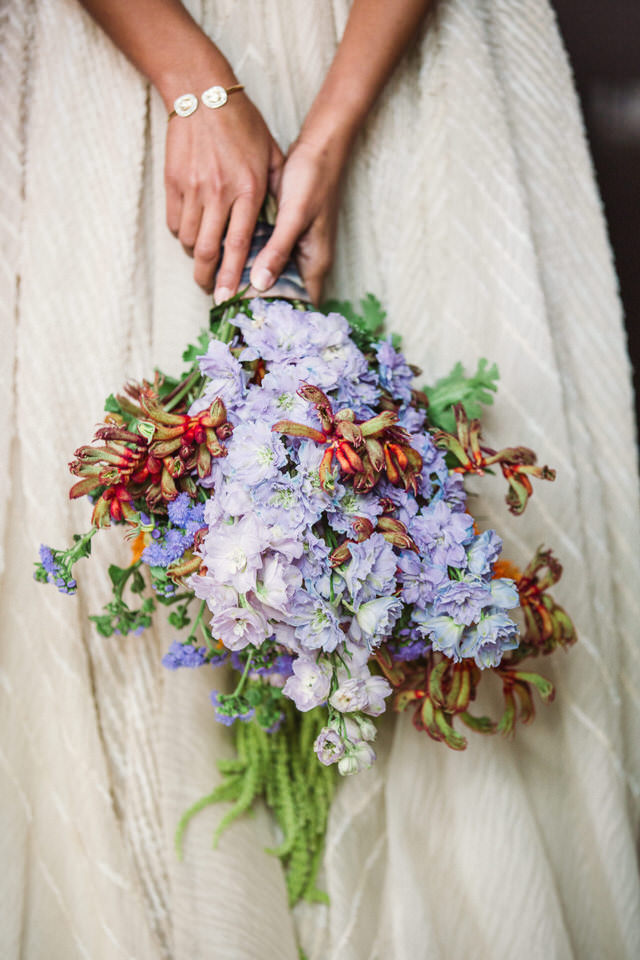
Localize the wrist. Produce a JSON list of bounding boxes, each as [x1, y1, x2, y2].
[[152, 38, 238, 112], [297, 99, 361, 171]]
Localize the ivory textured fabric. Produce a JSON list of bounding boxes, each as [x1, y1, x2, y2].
[[1, 0, 639, 957]]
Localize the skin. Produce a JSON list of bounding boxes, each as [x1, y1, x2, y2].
[[78, 0, 432, 304]]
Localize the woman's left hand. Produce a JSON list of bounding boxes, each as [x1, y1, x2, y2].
[[249, 137, 347, 305]]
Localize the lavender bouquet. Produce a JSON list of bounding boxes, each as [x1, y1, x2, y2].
[[36, 290, 575, 904]]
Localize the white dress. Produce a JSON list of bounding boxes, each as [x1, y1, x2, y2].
[[2, 1, 639, 957]]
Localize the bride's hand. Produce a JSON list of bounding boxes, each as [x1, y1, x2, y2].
[[165, 93, 284, 299], [250, 137, 346, 306]]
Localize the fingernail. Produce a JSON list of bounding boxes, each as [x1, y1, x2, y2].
[[213, 287, 233, 305], [251, 267, 274, 292]]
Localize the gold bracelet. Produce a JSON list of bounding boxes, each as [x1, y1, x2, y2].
[[168, 84, 245, 121]]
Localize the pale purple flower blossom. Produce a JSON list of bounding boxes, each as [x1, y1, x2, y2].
[[283, 656, 332, 711]]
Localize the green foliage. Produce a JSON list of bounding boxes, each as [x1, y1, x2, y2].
[[322, 293, 391, 352], [182, 329, 213, 365], [90, 562, 156, 637], [424, 358, 499, 432], [175, 702, 336, 906]]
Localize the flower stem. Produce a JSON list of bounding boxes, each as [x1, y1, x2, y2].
[[233, 651, 255, 699], [164, 370, 201, 413]]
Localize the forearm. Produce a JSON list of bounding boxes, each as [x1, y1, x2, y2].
[[299, 0, 433, 156], [77, 0, 237, 109]]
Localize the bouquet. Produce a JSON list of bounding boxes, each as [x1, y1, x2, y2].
[[36, 288, 576, 905]]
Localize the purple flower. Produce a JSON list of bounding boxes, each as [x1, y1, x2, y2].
[[190, 339, 246, 413], [467, 530, 503, 578], [314, 728, 345, 765], [162, 641, 207, 670], [488, 578, 519, 610], [341, 533, 397, 605], [391, 636, 430, 661], [210, 691, 255, 725], [142, 528, 192, 568], [283, 656, 332, 711], [238, 299, 319, 363], [433, 578, 492, 626], [200, 514, 266, 593], [460, 612, 519, 668], [413, 612, 465, 660], [375, 338, 414, 404], [39, 544, 57, 575], [221, 420, 287, 485], [410, 501, 474, 568], [354, 596, 403, 644], [397, 552, 447, 607], [210, 604, 270, 651], [440, 473, 467, 512], [293, 597, 345, 653], [330, 674, 392, 717]]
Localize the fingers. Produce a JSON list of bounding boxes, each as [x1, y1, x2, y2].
[[250, 200, 307, 293], [297, 232, 333, 306], [178, 191, 203, 254], [268, 141, 285, 200], [193, 207, 227, 293], [165, 177, 182, 238], [213, 192, 262, 303]]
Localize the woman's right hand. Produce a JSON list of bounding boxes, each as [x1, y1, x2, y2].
[[164, 88, 284, 300]]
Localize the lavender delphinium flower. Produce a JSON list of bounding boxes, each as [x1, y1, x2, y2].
[[190, 338, 246, 415], [410, 501, 474, 568], [314, 727, 346, 765], [283, 656, 333, 711], [221, 420, 287, 485], [459, 612, 519, 668], [209, 604, 270, 651], [397, 551, 447, 607], [467, 529, 503, 578], [375, 338, 414, 404], [341, 533, 397, 606], [432, 577, 493, 626]]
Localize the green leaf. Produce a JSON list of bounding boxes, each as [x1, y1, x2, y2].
[[182, 329, 212, 364], [130, 569, 146, 594], [424, 358, 500, 432], [108, 564, 129, 588], [104, 393, 122, 414]]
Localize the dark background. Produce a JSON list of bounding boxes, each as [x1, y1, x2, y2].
[[553, 0, 640, 425]]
